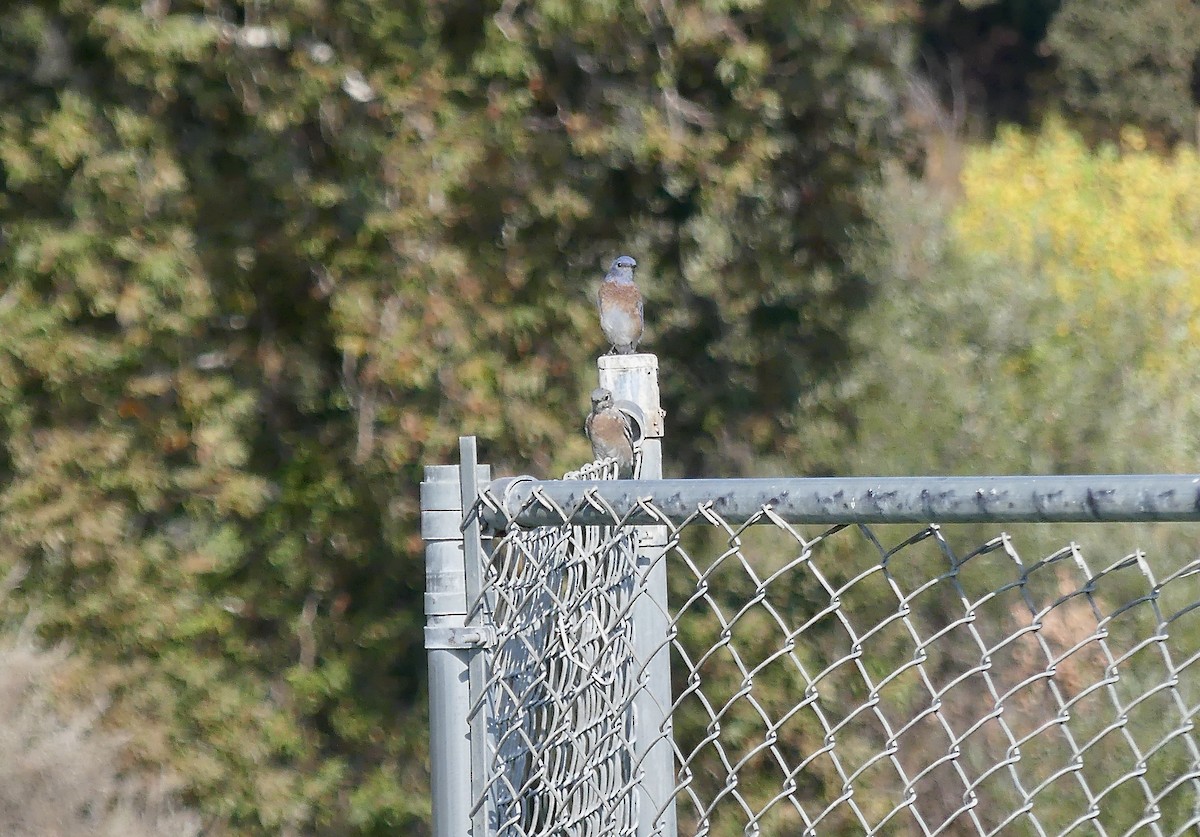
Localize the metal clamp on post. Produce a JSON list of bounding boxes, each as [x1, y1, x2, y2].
[[424, 624, 497, 650]]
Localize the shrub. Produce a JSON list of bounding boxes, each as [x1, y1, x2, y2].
[[1046, 0, 1200, 143], [829, 121, 1200, 479]]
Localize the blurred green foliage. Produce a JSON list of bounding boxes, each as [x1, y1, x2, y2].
[[0, 1, 914, 833], [5, 0, 1200, 832], [919, 0, 1200, 144], [1047, 0, 1200, 143], [831, 121, 1200, 479]]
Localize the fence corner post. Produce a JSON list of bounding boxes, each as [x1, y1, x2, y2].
[[422, 439, 491, 837], [599, 353, 678, 837]]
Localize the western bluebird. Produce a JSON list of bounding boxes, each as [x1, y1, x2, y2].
[[585, 387, 635, 477], [597, 255, 643, 354]]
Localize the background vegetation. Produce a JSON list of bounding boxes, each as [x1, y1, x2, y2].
[[3, 0, 1200, 833], [0, 568, 204, 836]]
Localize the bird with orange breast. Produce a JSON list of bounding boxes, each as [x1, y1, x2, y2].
[[597, 255, 643, 354]]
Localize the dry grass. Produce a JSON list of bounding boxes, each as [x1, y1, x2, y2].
[[0, 566, 203, 837]]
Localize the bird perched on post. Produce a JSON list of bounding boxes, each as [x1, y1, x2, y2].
[[585, 387, 635, 478], [597, 255, 643, 354]]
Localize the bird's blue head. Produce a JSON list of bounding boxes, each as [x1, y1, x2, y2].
[[606, 255, 638, 284], [590, 387, 614, 409]]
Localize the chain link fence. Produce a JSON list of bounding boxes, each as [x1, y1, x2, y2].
[[426, 452, 1200, 837], [477, 458, 641, 837]]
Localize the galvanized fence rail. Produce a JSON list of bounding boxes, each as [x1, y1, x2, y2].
[[424, 452, 1200, 837]]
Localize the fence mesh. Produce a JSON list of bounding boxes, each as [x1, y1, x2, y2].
[[467, 481, 1200, 837], [471, 459, 642, 837]]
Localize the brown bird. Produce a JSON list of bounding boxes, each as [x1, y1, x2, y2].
[[585, 387, 635, 477]]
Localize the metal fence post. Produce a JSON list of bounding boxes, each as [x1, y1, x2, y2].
[[422, 448, 491, 837], [598, 353, 678, 837]]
